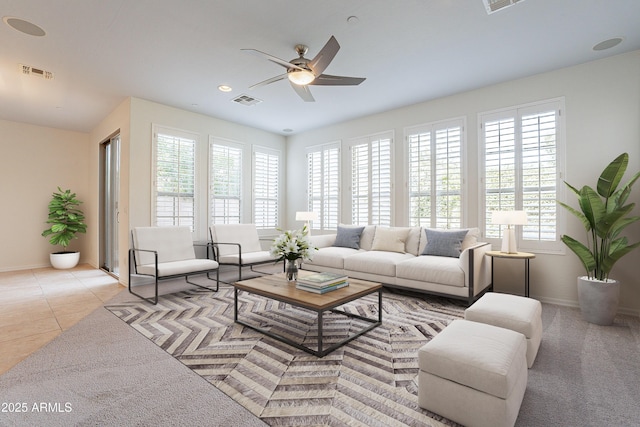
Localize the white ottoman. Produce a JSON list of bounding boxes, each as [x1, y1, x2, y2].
[[418, 319, 527, 427], [465, 292, 542, 368]]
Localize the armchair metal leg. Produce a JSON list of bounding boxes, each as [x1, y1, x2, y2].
[[128, 275, 160, 305], [185, 269, 220, 293]]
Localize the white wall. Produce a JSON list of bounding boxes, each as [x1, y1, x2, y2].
[[0, 119, 89, 271], [286, 51, 640, 314]]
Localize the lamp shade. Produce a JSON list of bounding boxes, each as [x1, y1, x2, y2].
[[296, 211, 318, 221], [491, 210, 528, 225]]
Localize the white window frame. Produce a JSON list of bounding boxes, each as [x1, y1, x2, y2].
[[404, 117, 466, 228], [252, 145, 282, 230], [151, 124, 198, 233], [209, 137, 244, 225], [306, 141, 341, 232], [479, 98, 566, 253], [347, 131, 394, 226]]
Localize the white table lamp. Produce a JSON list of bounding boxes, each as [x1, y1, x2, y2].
[[295, 211, 318, 235], [491, 210, 528, 254]]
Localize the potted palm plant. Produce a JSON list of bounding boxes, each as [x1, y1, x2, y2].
[[559, 152, 640, 325], [41, 187, 87, 269]]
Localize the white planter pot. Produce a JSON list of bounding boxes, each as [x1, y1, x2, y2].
[[50, 252, 80, 269], [577, 276, 620, 326]]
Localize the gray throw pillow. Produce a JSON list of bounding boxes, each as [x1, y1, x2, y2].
[[334, 225, 366, 249], [422, 229, 469, 258]]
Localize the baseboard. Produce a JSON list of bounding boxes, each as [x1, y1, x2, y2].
[[535, 295, 640, 318]]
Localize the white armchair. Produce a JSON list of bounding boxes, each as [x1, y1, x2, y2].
[[209, 224, 280, 281], [129, 226, 219, 304]]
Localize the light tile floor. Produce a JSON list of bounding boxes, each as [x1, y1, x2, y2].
[[0, 265, 124, 375]]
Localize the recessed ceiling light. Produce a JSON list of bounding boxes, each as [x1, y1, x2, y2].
[[593, 37, 623, 51], [282, 128, 293, 133], [218, 85, 233, 92], [3, 16, 46, 37]]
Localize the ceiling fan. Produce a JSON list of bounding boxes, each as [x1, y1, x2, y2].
[[242, 35, 366, 102]]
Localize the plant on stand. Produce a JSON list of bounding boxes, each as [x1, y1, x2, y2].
[[270, 225, 317, 281], [558, 152, 640, 325], [42, 187, 87, 269]]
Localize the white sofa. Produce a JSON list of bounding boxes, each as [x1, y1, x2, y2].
[[302, 225, 492, 304]]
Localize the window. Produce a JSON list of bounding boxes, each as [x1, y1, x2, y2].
[[253, 146, 280, 229], [152, 126, 197, 230], [406, 119, 464, 228], [307, 142, 340, 231], [210, 138, 243, 224], [480, 98, 565, 252], [349, 132, 393, 226]]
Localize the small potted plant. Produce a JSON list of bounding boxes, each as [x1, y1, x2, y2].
[[270, 225, 317, 281], [42, 187, 87, 269], [558, 152, 640, 325]]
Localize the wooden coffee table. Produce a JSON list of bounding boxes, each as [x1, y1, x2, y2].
[[232, 271, 382, 357]]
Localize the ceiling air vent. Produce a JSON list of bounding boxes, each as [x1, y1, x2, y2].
[[483, 0, 524, 14], [232, 94, 262, 106], [19, 64, 54, 80]]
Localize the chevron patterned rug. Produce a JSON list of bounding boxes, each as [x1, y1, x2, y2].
[[105, 284, 465, 426]]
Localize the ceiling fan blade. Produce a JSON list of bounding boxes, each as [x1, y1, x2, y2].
[[241, 48, 304, 71], [308, 36, 340, 75], [310, 74, 366, 86], [249, 73, 288, 90], [290, 81, 315, 102]]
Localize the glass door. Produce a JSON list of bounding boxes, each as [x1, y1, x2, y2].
[[100, 134, 120, 276]]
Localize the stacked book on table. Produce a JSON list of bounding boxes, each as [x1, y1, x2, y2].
[[296, 272, 349, 294]]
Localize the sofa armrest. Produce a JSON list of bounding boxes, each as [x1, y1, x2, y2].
[[211, 242, 242, 261], [459, 242, 492, 294], [310, 234, 336, 249], [129, 248, 158, 275]]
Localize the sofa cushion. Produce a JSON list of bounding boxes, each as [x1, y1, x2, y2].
[[371, 227, 410, 253], [210, 224, 262, 257], [137, 259, 219, 277], [422, 229, 469, 258], [359, 225, 377, 251], [396, 255, 465, 287], [419, 227, 480, 254], [133, 226, 196, 266], [333, 224, 365, 249], [344, 251, 414, 277], [305, 246, 360, 269], [218, 250, 276, 265]]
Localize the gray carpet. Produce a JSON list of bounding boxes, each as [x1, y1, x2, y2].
[[1, 267, 639, 426]]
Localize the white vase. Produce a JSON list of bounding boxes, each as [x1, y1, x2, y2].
[[50, 252, 80, 269], [577, 276, 620, 326]]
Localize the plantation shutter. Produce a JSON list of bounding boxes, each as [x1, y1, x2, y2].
[[153, 127, 196, 230], [210, 139, 242, 224], [406, 120, 463, 228], [307, 142, 340, 231], [253, 146, 280, 229], [481, 99, 564, 252], [350, 132, 392, 226]]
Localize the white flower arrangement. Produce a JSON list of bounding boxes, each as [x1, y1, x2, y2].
[[270, 225, 317, 262]]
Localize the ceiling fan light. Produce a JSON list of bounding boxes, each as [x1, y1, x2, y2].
[[288, 70, 315, 85]]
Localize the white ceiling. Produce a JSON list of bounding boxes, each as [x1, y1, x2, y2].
[[2, 0, 639, 135]]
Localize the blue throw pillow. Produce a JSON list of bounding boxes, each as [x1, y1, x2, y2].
[[334, 225, 366, 249], [422, 229, 469, 258]]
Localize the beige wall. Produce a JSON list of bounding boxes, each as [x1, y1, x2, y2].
[[0, 119, 89, 270], [88, 98, 132, 274], [286, 51, 640, 315]]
